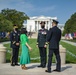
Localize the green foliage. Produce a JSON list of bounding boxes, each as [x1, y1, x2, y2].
[[0, 17, 13, 31], [0, 8, 29, 32], [0, 13, 12, 32], [63, 12, 76, 34]]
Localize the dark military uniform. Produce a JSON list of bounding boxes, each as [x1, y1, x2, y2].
[[46, 26, 61, 72], [10, 31, 20, 65], [37, 28, 48, 67]]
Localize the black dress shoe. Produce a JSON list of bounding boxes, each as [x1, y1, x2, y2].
[[15, 64, 20, 66], [38, 65, 42, 67], [42, 66, 46, 68], [53, 69, 61, 72], [11, 64, 15, 66], [45, 70, 51, 73]]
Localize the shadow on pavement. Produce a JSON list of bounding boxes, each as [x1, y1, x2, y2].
[[27, 64, 39, 69], [61, 66, 72, 71]]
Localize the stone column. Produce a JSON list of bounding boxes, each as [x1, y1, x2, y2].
[[0, 44, 6, 63], [38, 21, 40, 30], [50, 19, 52, 28], [48, 20, 51, 29], [34, 21, 36, 31], [35, 21, 37, 32], [39, 21, 41, 29], [46, 21, 48, 29], [37, 21, 38, 31], [59, 45, 66, 64]]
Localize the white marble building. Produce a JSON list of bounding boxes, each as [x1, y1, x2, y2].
[[58, 24, 64, 33], [26, 16, 57, 32]]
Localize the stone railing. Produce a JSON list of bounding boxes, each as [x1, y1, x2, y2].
[[0, 44, 6, 64], [59, 45, 66, 64], [0, 44, 66, 65]]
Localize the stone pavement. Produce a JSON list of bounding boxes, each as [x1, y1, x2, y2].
[[0, 63, 76, 75]]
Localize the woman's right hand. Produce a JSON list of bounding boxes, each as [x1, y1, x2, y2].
[[29, 46, 32, 51]]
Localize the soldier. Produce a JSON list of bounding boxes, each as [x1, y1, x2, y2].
[[37, 21, 48, 68], [45, 20, 61, 73], [10, 25, 20, 66]]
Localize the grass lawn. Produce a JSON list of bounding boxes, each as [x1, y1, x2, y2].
[[4, 39, 40, 63], [60, 41, 76, 63], [4, 39, 76, 63]]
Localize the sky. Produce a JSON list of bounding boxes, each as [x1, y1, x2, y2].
[[0, 0, 76, 24]]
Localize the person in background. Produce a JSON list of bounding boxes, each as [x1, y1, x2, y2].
[[45, 20, 61, 73], [20, 28, 32, 70], [10, 25, 20, 66], [37, 21, 48, 68]]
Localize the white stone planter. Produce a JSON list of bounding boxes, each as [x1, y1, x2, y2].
[[0, 44, 6, 63], [59, 45, 66, 64]]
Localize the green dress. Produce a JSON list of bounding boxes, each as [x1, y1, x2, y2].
[[20, 34, 30, 65]]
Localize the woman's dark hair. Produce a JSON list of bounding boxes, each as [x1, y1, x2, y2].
[[20, 28, 27, 35]]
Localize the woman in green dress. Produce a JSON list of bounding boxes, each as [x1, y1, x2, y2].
[[20, 28, 32, 70]]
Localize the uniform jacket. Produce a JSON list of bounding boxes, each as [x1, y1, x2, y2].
[[10, 31, 20, 48], [47, 26, 61, 49], [37, 28, 48, 47]]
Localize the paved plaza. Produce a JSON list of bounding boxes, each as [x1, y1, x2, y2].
[[0, 63, 76, 75]]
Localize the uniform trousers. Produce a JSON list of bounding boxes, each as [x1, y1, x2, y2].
[[39, 47, 46, 67], [11, 48, 19, 64], [47, 49, 61, 71]]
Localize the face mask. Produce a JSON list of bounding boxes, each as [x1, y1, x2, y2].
[[41, 26, 45, 28], [15, 28, 18, 31]]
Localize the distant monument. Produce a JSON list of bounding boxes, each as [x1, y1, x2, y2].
[[26, 16, 57, 32]]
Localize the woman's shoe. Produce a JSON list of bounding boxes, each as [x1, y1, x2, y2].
[[23, 65, 27, 70], [21, 65, 24, 69]]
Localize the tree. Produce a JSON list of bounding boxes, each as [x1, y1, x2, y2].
[[63, 12, 76, 35], [1, 8, 29, 29], [0, 13, 13, 32]]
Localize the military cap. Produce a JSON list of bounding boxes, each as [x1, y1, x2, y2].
[[13, 24, 18, 28], [52, 19, 59, 24]]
